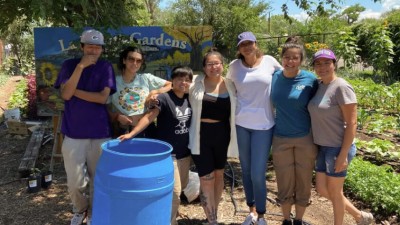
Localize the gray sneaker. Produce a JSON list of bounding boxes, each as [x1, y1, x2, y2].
[[357, 211, 374, 225], [256, 218, 267, 225], [70, 211, 87, 225], [242, 213, 257, 225], [86, 216, 91, 225]]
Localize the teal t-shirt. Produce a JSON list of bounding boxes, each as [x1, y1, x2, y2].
[[271, 70, 318, 137]]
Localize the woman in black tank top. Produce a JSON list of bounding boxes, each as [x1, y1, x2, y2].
[[188, 48, 238, 225]]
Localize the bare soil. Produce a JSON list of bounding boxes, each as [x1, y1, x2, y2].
[[0, 76, 397, 225]]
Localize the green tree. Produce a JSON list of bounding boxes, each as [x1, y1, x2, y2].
[[166, 0, 269, 58], [368, 22, 395, 82], [281, 0, 379, 22], [268, 15, 305, 37], [143, 0, 162, 25], [384, 9, 400, 82], [1, 17, 40, 76], [0, 1, 155, 76], [352, 18, 381, 64], [259, 15, 306, 59], [353, 17, 397, 83], [0, 1, 146, 32], [332, 28, 360, 68], [341, 4, 366, 25], [300, 13, 346, 46]]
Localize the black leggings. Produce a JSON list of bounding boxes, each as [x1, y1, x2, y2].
[[192, 121, 230, 177]]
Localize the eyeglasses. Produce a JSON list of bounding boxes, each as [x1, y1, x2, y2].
[[126, 57, 143, 64], [205, 62, 222, 68], [283, 56, 301, 61]]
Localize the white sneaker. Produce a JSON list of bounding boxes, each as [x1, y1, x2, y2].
[[70, 211, 87, 225], [357, 211, 374, 225], [256, 218, 267, 225], [242, 213, 257, 225]]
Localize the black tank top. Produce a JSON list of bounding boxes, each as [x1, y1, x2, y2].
[[201, 92, 230, 121]]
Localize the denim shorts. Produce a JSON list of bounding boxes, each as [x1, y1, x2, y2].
[[315, 144, 356, 177]]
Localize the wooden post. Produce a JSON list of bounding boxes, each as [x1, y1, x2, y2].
[[50, 113, 63, 169], [0, 40, 3, 68]]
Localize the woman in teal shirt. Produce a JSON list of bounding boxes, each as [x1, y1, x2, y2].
[[271, 36, 318, 225]]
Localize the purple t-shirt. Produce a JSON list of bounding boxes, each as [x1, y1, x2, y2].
[[54, 58, 116, 139]]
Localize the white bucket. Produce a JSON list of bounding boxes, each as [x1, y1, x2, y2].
[[3, 107, 21, 128]]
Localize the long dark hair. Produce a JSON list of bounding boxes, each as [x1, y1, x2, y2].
[[117, 46, 146, 72]]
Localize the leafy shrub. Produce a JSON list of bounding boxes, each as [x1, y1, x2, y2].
[[355, 138, 399, 160], [345, 157, 400, 215], [7, 75, 37, 119], [349, 79, 400, 114], [304, 41, 329, 62], [4, 74, 38, 119], [26, 74, 37, 119], [7, 78, 28, 117], [0, 72, 10, 87]]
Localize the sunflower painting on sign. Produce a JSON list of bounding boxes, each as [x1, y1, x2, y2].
[[33, 26, 213, 116]]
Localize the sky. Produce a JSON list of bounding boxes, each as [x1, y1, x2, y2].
[[276, 0, 400, 21], [159, 0, 400, 21]]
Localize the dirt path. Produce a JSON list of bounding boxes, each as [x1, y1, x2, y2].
[[0, 130, 362, 225]]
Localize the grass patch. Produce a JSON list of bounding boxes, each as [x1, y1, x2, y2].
[[0, 72, 10, 87]]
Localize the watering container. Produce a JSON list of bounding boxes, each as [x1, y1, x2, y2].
[[92, 138, 174, 225]]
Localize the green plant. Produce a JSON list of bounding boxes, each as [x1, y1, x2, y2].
[[7, 78, 28, 117], [367, 114, 398, 135], [348, 79, 400, 114], [355, 138, 398, 160], [26, 74, 37, 119], [367, 21, 395, 82], [0, 72, 10, 87], [345, 157, 400, 215], [1, 17, 35, 76], [29, 168, 41, 177], [333, 28, 360, 68], [304, 41, 329, 62], [357, 108, 371, 130]]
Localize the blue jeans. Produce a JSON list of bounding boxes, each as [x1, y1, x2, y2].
[[236, 125, 274, 214], [315, 144, 357, 177]]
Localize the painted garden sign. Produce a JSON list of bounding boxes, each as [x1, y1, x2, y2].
[[34, 26, 212, 116]]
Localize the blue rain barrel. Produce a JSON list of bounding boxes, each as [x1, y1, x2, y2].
[[92, 138, 174, 225]]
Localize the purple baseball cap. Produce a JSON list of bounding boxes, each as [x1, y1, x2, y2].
[[80, 29, 105, 45], [237, 31, 257, 46], [313, 49, 336, 63]]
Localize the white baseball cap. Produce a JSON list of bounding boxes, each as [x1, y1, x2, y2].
[[80, 29, 105, 45]]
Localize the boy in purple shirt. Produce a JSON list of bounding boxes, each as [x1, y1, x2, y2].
[[54, 29, 116, 225]]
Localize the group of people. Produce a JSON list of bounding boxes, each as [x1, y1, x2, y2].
[[55, 29, 374, 225]]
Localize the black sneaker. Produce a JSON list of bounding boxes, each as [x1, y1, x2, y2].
[[282, 220, 292, 225], [293, 219, 303, 225]]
